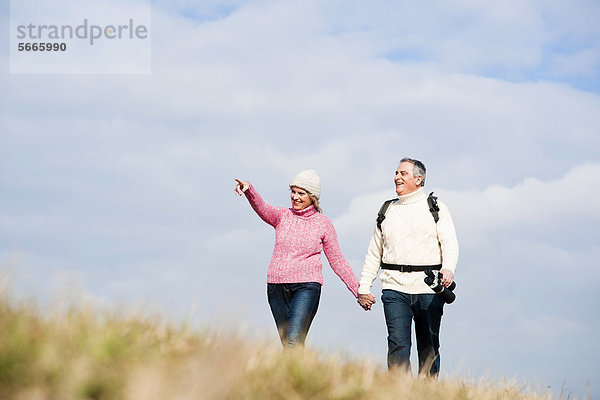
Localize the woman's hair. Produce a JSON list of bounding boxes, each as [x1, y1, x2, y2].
[[309, 194, 323, 213]]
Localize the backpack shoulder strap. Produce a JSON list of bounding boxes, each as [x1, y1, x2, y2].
[[378, 192, 440, 231], [376, 199, 398, 231], [427, 191, 440, 223]]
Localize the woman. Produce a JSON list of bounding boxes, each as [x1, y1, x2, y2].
[[234, 169, 363, 347]]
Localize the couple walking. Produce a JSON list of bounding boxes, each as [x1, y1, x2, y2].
[[234, 157, 459, 377]]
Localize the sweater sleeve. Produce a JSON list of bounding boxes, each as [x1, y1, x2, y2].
[[322, 219, 360, 298], [358, 224, 383, 295], [244, 184, 283, 227], [437, 202, 459, 273]]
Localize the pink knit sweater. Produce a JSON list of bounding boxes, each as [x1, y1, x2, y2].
[[244, 184, 359, 298]]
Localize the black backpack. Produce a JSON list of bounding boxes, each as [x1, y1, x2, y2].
[[376, 192, 440, 231]]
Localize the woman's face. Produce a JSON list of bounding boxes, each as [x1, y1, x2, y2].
[[290, 186, 313, 211]]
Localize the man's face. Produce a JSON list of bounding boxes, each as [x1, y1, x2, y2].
[[395, 161, 422, 196]]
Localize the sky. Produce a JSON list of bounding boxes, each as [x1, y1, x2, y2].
[[2, 0, 600, 398]]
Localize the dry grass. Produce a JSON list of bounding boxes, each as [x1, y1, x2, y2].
[[0, 289, 556, 400]]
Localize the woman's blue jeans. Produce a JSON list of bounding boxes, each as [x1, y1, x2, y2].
[[267, 282, 321, 348], [381, 289, 445, 377]]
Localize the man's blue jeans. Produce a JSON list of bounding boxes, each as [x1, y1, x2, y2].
[[267, 282, 321, 347], [381, 289, 445, 376]]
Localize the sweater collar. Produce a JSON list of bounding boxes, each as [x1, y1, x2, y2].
[[397, 187, 426, 204], [291, 205, 317, 218]]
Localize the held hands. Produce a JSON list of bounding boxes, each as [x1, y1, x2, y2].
[[357, 293, 376, 311], [234, 178, 250, 196]]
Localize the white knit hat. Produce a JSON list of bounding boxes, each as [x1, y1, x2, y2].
[[289, 169, 321, 199]]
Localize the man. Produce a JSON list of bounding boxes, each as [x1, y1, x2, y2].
[[357, 158, 459, 377]]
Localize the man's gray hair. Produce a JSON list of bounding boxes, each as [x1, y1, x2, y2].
[[400, 157, 426, 186]]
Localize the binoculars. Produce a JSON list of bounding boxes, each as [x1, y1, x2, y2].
[[424, 269, 456, 304]]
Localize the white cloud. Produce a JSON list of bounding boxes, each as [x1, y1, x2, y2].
[[2, 1, 600, 397], [440, 162, 600, 229], [334, 163, 600, 239], [298, 0, 600, 80]]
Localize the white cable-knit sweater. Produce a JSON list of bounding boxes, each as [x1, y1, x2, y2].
[[358, 187, 459, 295]]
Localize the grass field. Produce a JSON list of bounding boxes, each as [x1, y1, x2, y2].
[[0, 286, 560, 400]]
